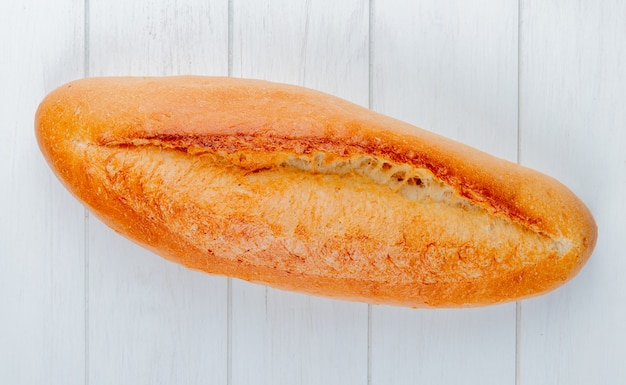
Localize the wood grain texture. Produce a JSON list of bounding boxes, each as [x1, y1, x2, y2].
[[519, 1, 626, 383], [230, 1, 369, 384], [0, 0, 85, 384], [371, 0, 519, 161], [370, 1, 518, 383], [86, 0, 229, 383], [1, 0, 625, 383], [88, 0, 228, 76]]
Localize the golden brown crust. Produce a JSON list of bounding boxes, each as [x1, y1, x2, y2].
[[35, 76, 597, 307]]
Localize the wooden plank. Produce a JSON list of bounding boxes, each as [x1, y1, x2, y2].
[[0, 1, 85, 384], [372, 305, 515, 383], [88, 0, 229, 76], [230, 1, 370, 384], [519, 1, 626, 383], [370, 1, 519, 383], [371, 0, 519, 161], [86, 1, 229, 383]]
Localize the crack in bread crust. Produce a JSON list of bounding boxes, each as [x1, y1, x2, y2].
[[100, 135, 571, 254], [89, 140, 571, 288]]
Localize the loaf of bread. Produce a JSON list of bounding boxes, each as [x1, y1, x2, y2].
[[35, 76, 597, 307]]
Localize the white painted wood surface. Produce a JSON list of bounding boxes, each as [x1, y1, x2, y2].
[[518, 1, 626, 384], [1, 1, 624, 384], [1, 1, 85, 383], [370, 2, 518, 383]]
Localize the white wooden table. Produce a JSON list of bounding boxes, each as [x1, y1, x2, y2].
[[2, 1, 624, 384]]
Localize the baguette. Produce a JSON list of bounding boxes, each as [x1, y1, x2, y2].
[[35, 76, 597, 307]]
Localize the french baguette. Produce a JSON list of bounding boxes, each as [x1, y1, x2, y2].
[[35, 76, 597, 307]]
